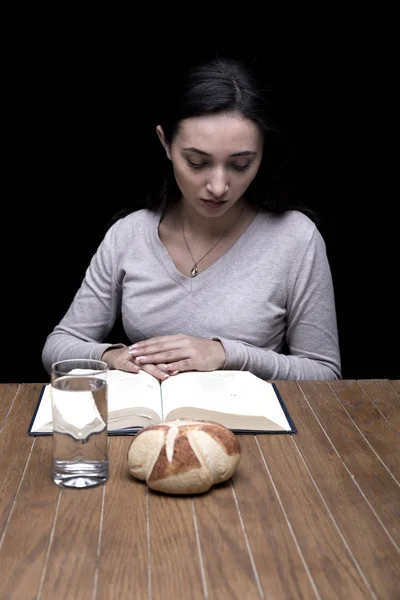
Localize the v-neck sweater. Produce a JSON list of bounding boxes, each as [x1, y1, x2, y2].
[[42, 208, 341, 380]]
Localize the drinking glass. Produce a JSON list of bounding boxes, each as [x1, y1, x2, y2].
[[51, 359, 109, 488]]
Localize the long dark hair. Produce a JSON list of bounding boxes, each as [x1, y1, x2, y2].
[[110, 56, 316, 226]]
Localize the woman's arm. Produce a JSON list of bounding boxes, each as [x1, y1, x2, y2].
[[42, 218, 174, 380], [215, 338, 340, 380], [217, 227, 341, 380], [41, 224, 123, 374]]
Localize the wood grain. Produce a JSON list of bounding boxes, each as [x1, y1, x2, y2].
[[0, 381, 398, 600], [332, 380, 400, 480], [193, 479, 262, 599], [0, 384, 41, 536], [148, 492, 205, 600], [232, 433, 317, 599], [0, 437, 59, 600], [0, 384, 19, 430], [358, 379, 400, 434], [259, 382, 373, 600], [296, 380, 400, 598], [39, 483, 103, 599], [96, 436, 149, 600], [302, 380, 400, 547]]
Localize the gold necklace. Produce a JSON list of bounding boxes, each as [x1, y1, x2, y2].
[[180, 205, 246, 278]]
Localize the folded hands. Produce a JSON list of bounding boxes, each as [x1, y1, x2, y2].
[[102, 334, 226, 380]]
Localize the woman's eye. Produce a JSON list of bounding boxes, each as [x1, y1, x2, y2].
[[187, 160, 251, 171], [232, 163, 250, 171], [188, 160, 207, 169]]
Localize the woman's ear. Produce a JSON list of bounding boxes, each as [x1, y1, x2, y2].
[[156, 126, 172, 160]]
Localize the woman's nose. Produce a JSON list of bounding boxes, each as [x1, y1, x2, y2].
[[206, 171, 229, 198]]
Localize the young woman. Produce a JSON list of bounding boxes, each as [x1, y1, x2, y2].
[[42, 57, 341, 381]]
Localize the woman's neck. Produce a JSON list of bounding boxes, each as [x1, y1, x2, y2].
[[177, 198, 250, 239]]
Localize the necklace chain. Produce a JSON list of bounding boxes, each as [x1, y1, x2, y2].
[[180, 205, 246, 278]]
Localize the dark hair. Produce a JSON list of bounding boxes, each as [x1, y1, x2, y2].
[[145, 57, 294, 215], [110, 56, 316, 227]]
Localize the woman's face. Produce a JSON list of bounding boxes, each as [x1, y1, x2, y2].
[[157, 112, 263, 217]]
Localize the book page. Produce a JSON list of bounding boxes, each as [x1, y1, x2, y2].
[[30, 369, 162, 433], [107, 369, 161, 413], [161, 371, 291, 430], [106, 369, 162, 428]]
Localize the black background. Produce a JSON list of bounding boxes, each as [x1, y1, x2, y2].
[[3, 22, 397, 383]]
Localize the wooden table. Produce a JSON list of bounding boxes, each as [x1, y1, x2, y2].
[[0, 380, 399, 599]]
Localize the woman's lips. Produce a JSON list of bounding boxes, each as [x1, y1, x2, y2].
[[201, 199, 227, 208]]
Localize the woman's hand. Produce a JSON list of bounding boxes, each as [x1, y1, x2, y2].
[[127, 335, 226, 374], [101, 347, 171, 380]]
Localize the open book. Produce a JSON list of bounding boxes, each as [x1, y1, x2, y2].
[[28, 369, 297, 435]]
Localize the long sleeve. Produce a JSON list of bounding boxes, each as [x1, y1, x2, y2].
[[215, 228, 341, 380], [42, 224, 123, 374]]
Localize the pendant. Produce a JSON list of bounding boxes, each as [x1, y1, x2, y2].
[[191, 265, 199, 278]]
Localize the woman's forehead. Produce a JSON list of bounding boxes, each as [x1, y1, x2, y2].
[[175, 112, 262, 154]]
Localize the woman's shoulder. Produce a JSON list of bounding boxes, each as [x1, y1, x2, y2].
[[253, 209, 327, 265], [259, 209, 318, 238], [111, 208, 158, 227], [97, 209, 159, 253], [106, 208, 159, 236]]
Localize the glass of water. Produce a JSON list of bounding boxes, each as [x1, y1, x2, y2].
[[50, 359, 109, 489]]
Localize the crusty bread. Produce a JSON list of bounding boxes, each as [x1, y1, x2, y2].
[[127, 419, 241, 495]]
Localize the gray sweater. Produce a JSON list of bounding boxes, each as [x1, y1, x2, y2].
[[42, 209, 341, 380]]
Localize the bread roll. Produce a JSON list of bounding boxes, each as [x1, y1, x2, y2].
[[127, 419, 241, 495]]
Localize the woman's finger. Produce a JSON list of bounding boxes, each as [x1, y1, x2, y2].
[[135, 350, 183, 364], [140, 363, 171, 380], [128, 336, 188, 357], [129, 334, 183, 351], [121, 356, 141, 373], [165, 359, 191, 373]]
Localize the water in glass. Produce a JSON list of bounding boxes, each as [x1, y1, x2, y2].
[[51, 376, 108, 488]]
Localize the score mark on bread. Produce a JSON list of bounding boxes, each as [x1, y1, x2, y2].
[[127, 418, 241, 495]]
